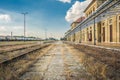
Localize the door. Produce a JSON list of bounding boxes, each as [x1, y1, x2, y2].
[[89, 30, 92, 41], [73, 34, 75, 42], [110, 25, 113, 42], [103, 27, 105, 42], [98, 23, 101, 42], [119, 22, 120, 42]]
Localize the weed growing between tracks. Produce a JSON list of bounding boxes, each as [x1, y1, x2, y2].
[[65, 43, 120, 80], [0, 44, 52, 80], [0, 41, 39, 47]]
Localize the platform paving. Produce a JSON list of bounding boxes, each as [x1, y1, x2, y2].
[[20, 42, 88, 80]]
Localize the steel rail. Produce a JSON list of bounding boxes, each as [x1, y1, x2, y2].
[[0, 42, 35, 47], [0, 44, 49, 65], [0, 44, 42, 54]]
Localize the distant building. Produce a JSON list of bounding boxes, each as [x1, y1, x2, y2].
[[0, 36, 6, 40], [0, 36, 41, 41]]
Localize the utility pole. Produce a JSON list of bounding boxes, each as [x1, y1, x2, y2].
[[79, 0, 83, 43], [80, 17, 83, 43], [94, 17, 96, 45], [80, 26, 81, 43], [22, 12, 28, 42], [11, 32, 13, 40]]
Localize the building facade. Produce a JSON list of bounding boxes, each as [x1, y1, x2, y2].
[[65, 0, 120, 44]]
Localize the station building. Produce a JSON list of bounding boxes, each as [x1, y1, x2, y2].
[[65, 0, 120, 44]]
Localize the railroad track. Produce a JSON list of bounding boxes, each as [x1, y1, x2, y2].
[[0, 42, 37, 47], [0, 43, 42, 54], [0, 44, 50, 65]]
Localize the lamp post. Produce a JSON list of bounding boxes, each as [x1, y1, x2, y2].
[[116, 12, 119, 43], [11, 32, 13, 41], [94, 17, 96, 45], [79, 1, 83, 43], [79, 17, 83, 43], [80, 26, 82, 43], [22, 12, 28, 42]]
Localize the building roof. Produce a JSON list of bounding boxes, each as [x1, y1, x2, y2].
[[71, 16, 85, 26], [75, 17, 85, 23]]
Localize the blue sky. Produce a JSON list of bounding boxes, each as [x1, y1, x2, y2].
[[0, 0, 90, 39]]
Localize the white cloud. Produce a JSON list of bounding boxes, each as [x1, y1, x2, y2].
[[13, 26, 23, 30], [0, 26, 23, 32], [0, 14, 11, 22], [65, 0, 92, 22], [0, 26, 24, 36], [0, 26, 6, 31], [58, 0, 71, 3]]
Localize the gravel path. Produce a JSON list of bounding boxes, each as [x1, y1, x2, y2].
[[20, 41, 87, 80]]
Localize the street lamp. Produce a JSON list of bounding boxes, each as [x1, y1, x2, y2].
[[22, 12, 28, 42], [94, 17, 96, 45], [79, 26, 82, 43]]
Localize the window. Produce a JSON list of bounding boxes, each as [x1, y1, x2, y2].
[[89, 12, 91, 15], [119, 22, 120, 42], [103, 15, 105, 17], [86, 14, 88, 17], [109, 19, 112, 24], [103, 22, 105, 26], [90, 27, 92, 29], [119, 22, 120, 27], [93, 8, 95, 11]]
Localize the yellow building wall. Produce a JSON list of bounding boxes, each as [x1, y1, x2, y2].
[[66, 1, 120, 44], [77, 31, 80, 43], [71, 34, 75, 42], [117, 15, 120, 42], [85, 0, 107, 18], [107, 15, 117, 43], [71, 22, 79, 29], [85, 1, 97, 17], [100, 20, 107, 43], [67, 15, 120, 44], [67, 36, 71, 41]]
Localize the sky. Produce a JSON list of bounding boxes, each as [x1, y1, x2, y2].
[[0, 0, 91, 39]]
